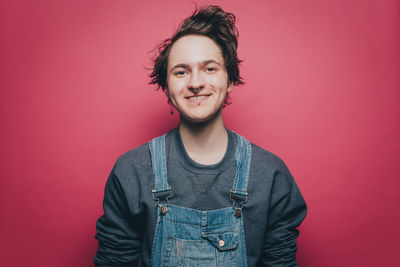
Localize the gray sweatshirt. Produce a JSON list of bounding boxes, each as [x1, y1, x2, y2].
[[95, 128, 307, 266]]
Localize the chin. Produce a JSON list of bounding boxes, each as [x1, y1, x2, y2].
[[180, 110, 222, 125], [182, 115, 210, 124]]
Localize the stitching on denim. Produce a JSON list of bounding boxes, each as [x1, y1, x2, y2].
[[150, 135, 171, 194], [163, 217, 240, 228]]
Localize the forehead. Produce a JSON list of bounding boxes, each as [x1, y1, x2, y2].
[[168, 35, 224, 67]]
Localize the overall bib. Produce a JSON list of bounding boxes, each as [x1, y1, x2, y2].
[[149, 133, 251, 267]]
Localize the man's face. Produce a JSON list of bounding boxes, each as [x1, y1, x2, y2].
[[167, 34, 233, 123]]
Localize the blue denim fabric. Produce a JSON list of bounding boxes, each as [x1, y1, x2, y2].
[[149, 133, 251, 267]]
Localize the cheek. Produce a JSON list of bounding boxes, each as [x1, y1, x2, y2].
[[209, 73, 229, 89], [167, 78, 186, 95]]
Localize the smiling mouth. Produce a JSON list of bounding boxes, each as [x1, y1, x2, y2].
[[186, 95, 210, 101]]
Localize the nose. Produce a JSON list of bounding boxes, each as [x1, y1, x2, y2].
[[188, 70, 204, 94]]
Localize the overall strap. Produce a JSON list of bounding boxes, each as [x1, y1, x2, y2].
[[230, 133, 252, 211], [149, 134, 171, 203]]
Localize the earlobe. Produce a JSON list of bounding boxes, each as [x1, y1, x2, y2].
[[227, 83, 234, 93]]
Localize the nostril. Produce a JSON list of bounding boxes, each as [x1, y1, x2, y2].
[[192, 88, 201, 94]]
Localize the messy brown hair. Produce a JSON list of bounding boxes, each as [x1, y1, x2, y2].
[[149, 5, 243, 106]]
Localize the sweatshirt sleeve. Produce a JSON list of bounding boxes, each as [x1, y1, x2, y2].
[[94, 160, 143, 266], [260, 166, 307, 266]]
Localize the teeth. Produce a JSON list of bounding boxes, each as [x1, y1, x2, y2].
[[188, 95, 207, 100]]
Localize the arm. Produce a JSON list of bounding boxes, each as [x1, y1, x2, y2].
[[94, 161, 143, 266], [260, 170, 307, 266]]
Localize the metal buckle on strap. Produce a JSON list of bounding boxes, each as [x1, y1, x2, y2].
[[230, 189, 248, 217], [152, 186, 172, 205]]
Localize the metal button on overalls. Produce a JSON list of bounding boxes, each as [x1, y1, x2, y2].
[[160, 206, 167, 215]]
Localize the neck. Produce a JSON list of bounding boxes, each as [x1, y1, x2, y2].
[[179, 110, 228, 165]]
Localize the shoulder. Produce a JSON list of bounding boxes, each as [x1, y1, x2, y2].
[[229, 130, 287, 170], [117, 143, 150, 167], [107, 143, 151, 185], [229, 129, 293, 178], [237, 136, 294, 191], [113, 129, 176, 177], [250, 143, 290, 175]]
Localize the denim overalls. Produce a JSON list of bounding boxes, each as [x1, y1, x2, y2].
[[148, 133, 251, 267]]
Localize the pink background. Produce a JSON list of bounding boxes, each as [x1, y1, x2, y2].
[[1, 0, 399, 266]]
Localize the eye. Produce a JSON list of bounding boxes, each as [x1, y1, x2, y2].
[[206, 67, 216, 72], [175, 70, 186, 76]]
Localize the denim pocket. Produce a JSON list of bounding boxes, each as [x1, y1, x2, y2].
[[202, 227, 239, 251], [162, 237, 217, 267]]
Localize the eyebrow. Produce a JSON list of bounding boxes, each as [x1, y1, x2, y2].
[[169, 60, 223, 72]]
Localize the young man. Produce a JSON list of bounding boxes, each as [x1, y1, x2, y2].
[[95, 5, 307, 267]]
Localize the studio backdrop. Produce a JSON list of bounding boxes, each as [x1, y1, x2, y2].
[[1, 0, 399, 266]]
